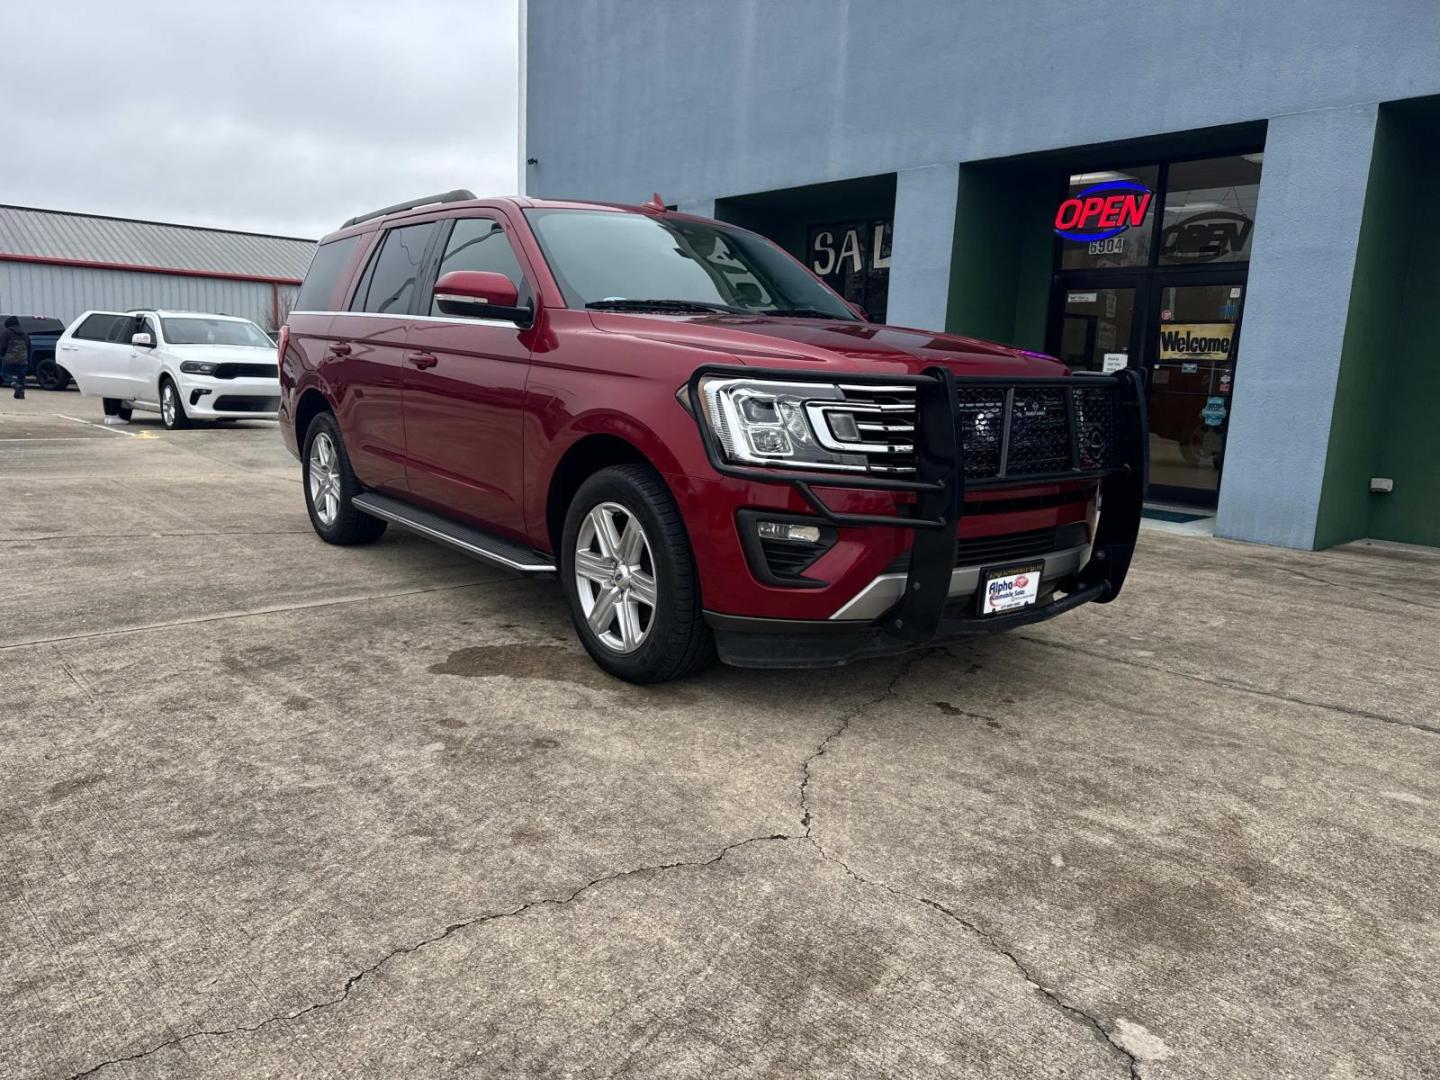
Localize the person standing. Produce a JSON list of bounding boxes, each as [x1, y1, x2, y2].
[[1, 317, 27, 399]]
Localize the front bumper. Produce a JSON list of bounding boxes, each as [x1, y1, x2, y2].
[[686, 365, 1149, 666], [179, 375, 280, 418], [706, 581, 1110, 667]]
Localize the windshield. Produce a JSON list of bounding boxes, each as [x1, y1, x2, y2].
[[524, 209, 857, 319], [161, 317, 273, 347]]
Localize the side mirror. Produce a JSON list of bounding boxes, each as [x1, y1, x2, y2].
[[131, 332, 155, 347], [846, 301, 869, 321], [434, 270, 532, 325]]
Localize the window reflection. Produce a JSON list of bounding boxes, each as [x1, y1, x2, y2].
[[1159, 154, 1263, 265]]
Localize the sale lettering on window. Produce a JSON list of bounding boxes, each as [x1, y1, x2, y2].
[[808, 219, 891, 322]]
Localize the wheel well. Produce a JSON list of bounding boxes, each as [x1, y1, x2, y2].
[[545, 434, 648, 554], [294, 389, 332, 449]]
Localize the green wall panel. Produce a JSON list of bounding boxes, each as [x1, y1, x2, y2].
[[943, 165, 1055, 349], [1316, 99, 1440, 548]]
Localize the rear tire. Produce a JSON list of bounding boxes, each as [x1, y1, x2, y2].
[[160, 378, 189, 430], [302, 411, 387, 545], [36, 361, 69, 391], [561, 464, 713, 684]]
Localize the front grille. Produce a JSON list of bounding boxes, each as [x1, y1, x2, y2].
[[954, 522, 1088, 567], [965, 488, 1093, 515], [956, 380, 1124, 484], [213, 395, 279, 413], [886, 522, 1089, 573], [212, 363, 279, 380], [1073, 384, 1119, 470], [1006, 388, 1072, 475], [826, 383, 919, 476], [954, 387, 1006, 477]]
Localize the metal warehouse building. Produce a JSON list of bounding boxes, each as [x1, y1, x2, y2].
[[0, 205, 315, 333], [522, 0, 1440, 551]]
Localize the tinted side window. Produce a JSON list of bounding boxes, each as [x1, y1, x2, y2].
[[106, 316, 141, 344], [294, 236, 359, 311], [355, 223, 437, 315], [74, 314, 123, 341], [429, 218, 531, 315]]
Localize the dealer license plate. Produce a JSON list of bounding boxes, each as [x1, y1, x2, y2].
[[978, 562, 1044, 616]]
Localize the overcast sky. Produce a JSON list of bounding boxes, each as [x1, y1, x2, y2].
[[5, 0, 519, 239]]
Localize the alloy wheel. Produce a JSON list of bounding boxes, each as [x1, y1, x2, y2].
[[574, 501, 657, 654], [308, 432, 341, 526], [161, 384, 176, 426]]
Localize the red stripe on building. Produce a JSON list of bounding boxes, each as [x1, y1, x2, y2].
[[0, 251, 302, 286]]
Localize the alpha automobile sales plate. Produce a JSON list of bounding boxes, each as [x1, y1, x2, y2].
[[978, 562, 1044, 616]]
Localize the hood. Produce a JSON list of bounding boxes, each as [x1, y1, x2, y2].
[[167, 344, 276, 365], [587, 311, 1067, 378]]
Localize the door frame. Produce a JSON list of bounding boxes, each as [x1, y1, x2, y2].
[[1143, 266, 1248, 507], [1046, 271, 1152, 374], [1043, 152, 1262, 509]]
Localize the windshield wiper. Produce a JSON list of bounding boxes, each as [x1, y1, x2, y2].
[[768, 307, 848, 320], [585, 298, 748, 315]]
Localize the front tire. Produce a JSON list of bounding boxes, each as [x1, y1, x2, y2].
[[561, 464, 713, 684], [302, 411, 387, 545], [160, 378, 189, 430]]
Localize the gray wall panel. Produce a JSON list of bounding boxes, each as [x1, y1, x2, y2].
[[0, 263, 298, 330]]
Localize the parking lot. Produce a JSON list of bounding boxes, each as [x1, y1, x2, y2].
[[3, 392, 1438, 1079]]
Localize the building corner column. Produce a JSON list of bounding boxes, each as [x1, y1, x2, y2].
[[886, 164, 961, 330], [1215, 103, 1381, 549]]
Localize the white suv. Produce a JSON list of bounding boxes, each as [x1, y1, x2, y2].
[[56, 309, 280, 428]]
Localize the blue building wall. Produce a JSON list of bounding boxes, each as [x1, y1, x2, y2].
[[526, 0, 1439, 205], [525, 0, 1440, 548]]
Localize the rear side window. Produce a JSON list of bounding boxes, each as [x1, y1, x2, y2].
[[294, 236, 359, 312], [352, 223, 437, 314], [428, 218, 532, 315], [73, 313, 125, 341]]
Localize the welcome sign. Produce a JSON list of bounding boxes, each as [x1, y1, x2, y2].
[[1159, 322, 1235, 360]]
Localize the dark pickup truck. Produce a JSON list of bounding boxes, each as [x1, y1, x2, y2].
[[0, 316, 70, 390]]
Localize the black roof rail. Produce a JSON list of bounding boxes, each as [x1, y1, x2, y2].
[[341, 189, 476, 229]]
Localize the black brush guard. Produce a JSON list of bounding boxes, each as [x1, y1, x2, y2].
[[686, 365, 1149, 666]]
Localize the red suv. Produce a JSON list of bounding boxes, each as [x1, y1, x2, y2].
[[280, 191, 1146, 683]]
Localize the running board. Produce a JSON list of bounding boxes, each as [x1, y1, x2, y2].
[[351, 492, 557, 574]]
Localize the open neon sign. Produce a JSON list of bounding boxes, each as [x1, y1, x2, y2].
[[1054, 180, 1153, 242]]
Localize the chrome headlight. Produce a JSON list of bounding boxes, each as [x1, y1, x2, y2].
[[697, 376, 868, 470]]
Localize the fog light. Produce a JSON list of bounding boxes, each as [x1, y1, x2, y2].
[[756, 520, 822, 544]]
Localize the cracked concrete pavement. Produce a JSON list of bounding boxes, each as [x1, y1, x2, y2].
[[2, 393, 1438, 1079]]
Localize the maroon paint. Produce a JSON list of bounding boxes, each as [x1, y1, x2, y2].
[[281, 197, 1096, 621]]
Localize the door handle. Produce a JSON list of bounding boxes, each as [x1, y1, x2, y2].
[[406, 351, 439, 370], [327, 342, 352, 358], [60, 344, 77, 352]]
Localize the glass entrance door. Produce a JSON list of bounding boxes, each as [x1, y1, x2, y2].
[[1057, 286, 1139, 373], [1145, 280, 1245, 503]]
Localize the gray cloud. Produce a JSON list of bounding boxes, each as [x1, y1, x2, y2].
[[6, 0, 519, 239]]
